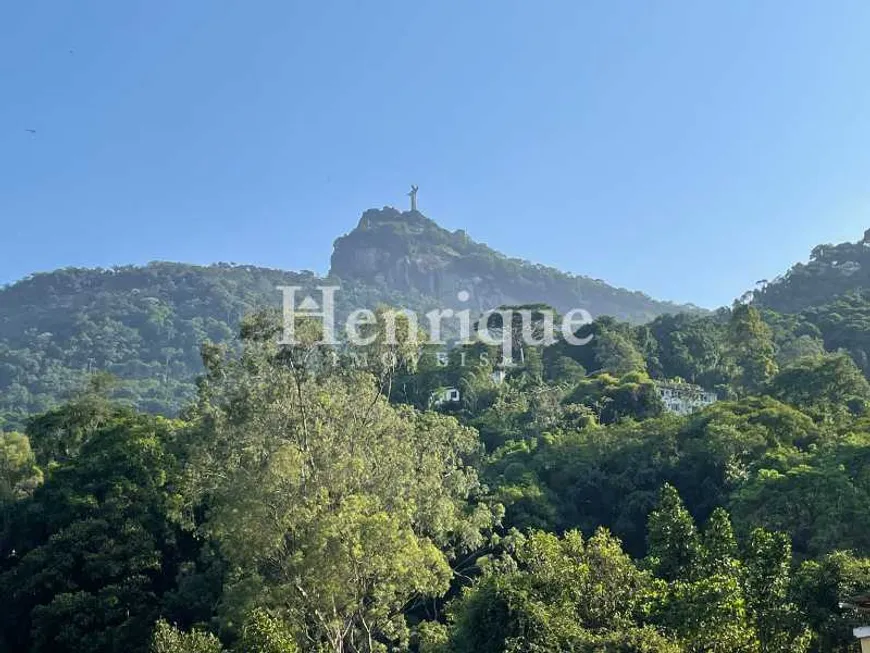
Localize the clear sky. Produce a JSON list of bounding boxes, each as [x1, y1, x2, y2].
[[2, 1, 869, 309]]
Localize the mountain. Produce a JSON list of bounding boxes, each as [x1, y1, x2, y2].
[[0, 262, 423, 426], [747, 229, 870, 376], [0, 208, 700, 426], [331, 207, 701, 322], [753, 229, 870, 313]]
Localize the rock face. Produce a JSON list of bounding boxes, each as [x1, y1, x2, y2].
[[329, 207, 702, 323]]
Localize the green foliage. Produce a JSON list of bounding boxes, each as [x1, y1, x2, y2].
[[442, 529, 676, 653], [235, 609, 299, 653], [594, 329, 648, 375], [181, 314, 498, 651], [768, 352, 870, 419], [728, 304, 778, 395], [656, 572, 756, 652], [801, 290, 870, 376], [729, 446, 870, 558], [150, 620, 224, 653], [0, 263, 311, 422], [646, 485, 701, 582], [0, 261, 437, 424], [754, 234, 870, 314], [0, 431, 42, 505], [699, 508, 737, 574], [648, 489, 809, 653], [484, 395, 822, 556], [792, 551, 870, 652], [567, 371, 664, 424], [8, 226, 870, 651], [0, 212, 705, 424], [742, 529, 809, 652], [0, 407, 209, 653], [645, 313, 731, 387]]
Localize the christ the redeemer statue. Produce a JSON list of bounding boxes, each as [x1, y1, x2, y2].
[[408, 185, 419, 212]]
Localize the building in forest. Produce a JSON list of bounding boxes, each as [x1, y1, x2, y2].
[[654, 380, 717, 415], [840, 594, 870, 652], [430, 387, 461, 407]]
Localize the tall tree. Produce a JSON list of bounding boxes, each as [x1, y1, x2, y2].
[[741, 529, 810, 653], [647, 484, 701, 583], [182, 312, 498, 652], [728, 305, 778, 395]]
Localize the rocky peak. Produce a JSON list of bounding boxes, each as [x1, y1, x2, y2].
[[329, 207, 702, 323]]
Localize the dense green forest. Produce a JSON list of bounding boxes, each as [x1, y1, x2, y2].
[[5, 227, 870, 651], [7, 214, 870, 434], [0, 261, 427, 428], [4, 296, 870, 651], [0, 209, 700, 428]]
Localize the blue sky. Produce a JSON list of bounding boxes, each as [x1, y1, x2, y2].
[[1, 1, 869, 309]]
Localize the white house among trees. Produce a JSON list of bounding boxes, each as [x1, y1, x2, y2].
[[655, 380, 717, 415]]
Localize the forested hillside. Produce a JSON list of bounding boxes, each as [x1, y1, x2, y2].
[[0, 262, 309, 422], [0, 209, 700, 427], [754, 230, 870, 313], [5, 0, 867, 649], [5, 229, 869, 431], [4, 299, 870, 652], [6, 221, 870, 652]]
